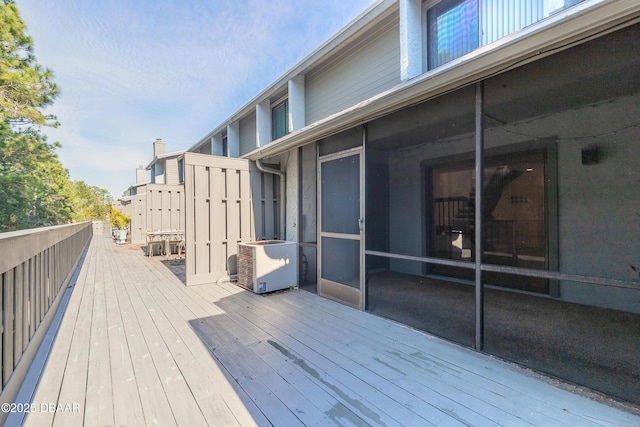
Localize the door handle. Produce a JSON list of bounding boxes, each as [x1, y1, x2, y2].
[[358, 217, 364, 232]]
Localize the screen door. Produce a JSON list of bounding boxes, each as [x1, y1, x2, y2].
[[318, 147, 364, 309]]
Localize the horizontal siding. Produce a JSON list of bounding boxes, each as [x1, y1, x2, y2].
[[198, 140, 212, 155], [239, 113, 257, 157], [165, 158, 180, 185], [306, 20, 400, 125]]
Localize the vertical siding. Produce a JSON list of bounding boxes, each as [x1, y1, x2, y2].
[[184, 153, 255, 285], [305, 19, 401, 125], [239, 113, 257, 157], [129, 192, 147, 244], [480, 0, 544, 46], [250, 172, 278, 240], [146, 184, 185, 234]]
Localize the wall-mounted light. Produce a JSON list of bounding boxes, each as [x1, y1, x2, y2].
[[581, 147, 599, 165]]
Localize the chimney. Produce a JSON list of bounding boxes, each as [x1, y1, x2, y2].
[[153, 138, 165, 157], [136, 165, 147, 184]]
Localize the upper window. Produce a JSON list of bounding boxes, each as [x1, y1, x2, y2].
[[427, 0, 478, 69], [272, 99, 289, 140], [426, 0, 585, 70]]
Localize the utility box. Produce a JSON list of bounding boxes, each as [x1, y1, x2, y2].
[[237, 241, 298, 293]]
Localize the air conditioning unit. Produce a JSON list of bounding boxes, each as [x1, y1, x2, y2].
[[237, 241, 298, 293]]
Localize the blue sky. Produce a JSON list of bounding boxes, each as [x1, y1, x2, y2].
[[17, 0, 377, 198]]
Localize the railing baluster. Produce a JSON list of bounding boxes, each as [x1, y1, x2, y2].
[[0, 222, 93, 420]]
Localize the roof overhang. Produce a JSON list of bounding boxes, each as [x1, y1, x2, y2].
[[187, 0, 398, 153], [243, 0, 640, 161], [145, 150, 187, 170]]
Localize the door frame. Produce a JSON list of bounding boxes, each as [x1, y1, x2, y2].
[[317, 146, 365, 310]]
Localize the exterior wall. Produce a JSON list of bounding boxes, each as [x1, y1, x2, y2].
[[239, 113, 257, 156], [250, 170, 279, 241], [165, 157, 180, 185], [146, 184, 185, 233], [198, 140, 212, 155], [305, 16, 401, 125], [285, 150, 298, 242], [153, 161, 165, 184]]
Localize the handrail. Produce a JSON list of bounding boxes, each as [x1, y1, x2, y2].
[[0, 222, 93, 423]]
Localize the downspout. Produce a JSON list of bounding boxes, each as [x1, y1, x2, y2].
[[255, 159, 286, 240]]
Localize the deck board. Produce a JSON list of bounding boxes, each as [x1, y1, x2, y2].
[[20, 236, 640, 427]]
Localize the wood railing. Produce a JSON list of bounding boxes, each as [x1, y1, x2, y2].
[[0, 222, 92, 418]]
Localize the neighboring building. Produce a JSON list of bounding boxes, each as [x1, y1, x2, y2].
[[120, 139, 186, 245], [131, 0, 640, 406]]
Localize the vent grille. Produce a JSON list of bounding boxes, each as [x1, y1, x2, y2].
[[237, 244, 254, 290]]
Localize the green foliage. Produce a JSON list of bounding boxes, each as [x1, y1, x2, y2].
[[0, 2, 110, 232], [69, 181, 112, 222], [0, 123, 71, 230], [110, 207, 130, 229], [0, 1, 59, 126]]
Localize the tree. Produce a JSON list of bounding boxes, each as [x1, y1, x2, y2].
[[0, 0, 59, 126], [0, 125, 73, 230], [0, 2, 111, 231], [68, 181, 113, 222]]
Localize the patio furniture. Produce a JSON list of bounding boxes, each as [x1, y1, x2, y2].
[[146, 230, 185, 257]]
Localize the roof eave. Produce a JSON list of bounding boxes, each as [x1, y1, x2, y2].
[[243, 0, 640, 161]]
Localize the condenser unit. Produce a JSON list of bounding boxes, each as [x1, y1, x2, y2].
[[237, 241, 297, 293]]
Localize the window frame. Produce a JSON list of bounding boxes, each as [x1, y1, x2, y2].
[[422, 0, 586, 71], [271, 96, 290, 141], [425, 0, 479, 71]]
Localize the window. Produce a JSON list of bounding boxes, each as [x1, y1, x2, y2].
[[426, 0, 585, 70], [272, 99, 289, 140], [427, 0, 478, 70], [222, 136, 228, 157]]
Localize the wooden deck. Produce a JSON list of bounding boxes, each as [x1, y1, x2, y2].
[[14, 236, 640, 426]]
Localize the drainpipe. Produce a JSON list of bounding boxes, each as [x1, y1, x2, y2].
[[255, 159, 286, 241]]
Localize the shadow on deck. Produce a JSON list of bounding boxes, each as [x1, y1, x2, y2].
[[11, 237, 640, 426]]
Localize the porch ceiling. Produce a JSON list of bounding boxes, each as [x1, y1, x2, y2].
[[367, 24, 640, 152]]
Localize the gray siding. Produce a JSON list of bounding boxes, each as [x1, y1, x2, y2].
[[198, 140, 212, 155], [183, 153, 254, 286], [305, 18, 400, 125], [183, 153, 281, 285], [239, 113, 257, 157], [165, 157, 180, 185], [129, 192, 147, 244], [147, 184, 184, 233]]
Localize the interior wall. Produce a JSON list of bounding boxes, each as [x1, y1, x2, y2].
[[554, 99, 640, 311], [380, 93, 640, 312]]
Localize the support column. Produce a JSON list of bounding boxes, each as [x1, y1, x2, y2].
[[211, 134, 223, 156], [256, 99, 272, 147], [227, 122, 240, 158], [475, 81, 484, 351], [400, 0, 423, 81], [288, 75, 305, 132]]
